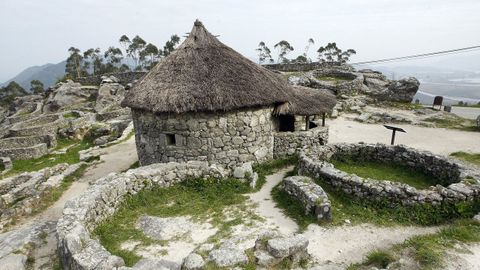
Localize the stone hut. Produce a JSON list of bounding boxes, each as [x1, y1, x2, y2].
[[122, 20, 336, 169]]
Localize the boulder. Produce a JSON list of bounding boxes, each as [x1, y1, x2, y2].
[[0, 253, 27, 270], [208, 248, 248, 267], [377, 77, 420, 103], [44, 80, 94, 112], [95, 82, 126, 112], [182, 253, 204, 270]]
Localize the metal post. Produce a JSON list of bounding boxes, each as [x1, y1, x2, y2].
[[391, 130, 396, 145], [322, 113, 326, 127]]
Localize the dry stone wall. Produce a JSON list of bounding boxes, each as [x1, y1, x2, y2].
[[282, 176, 331, 221], [0, 163, 85, 228], [298, 143, 480, 206], [56, 161, 223, 270], [132, 107, 275, 170], [273, 127, 328, 158], [75, 72, 147, 86]]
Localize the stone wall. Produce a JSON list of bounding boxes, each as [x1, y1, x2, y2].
[[0, 163, 84, 228], [282, 176, 331, 221], [57, 161, 223, 270], [263, 62, 342, 72], [75, 72, 147, 86], [0, 143, 48, 160], [273, 126, 328, 158], [132, 107, 275, 170], [298, 143, 480, 206], [0, 134, 56, 149]]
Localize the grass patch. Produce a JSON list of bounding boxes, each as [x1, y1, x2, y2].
[[450, 151, 480, 167], [379, 101, 424, 110], [93, 177, 252, 266], [4, 138, 93, 178], [351, 220, 480, 270], [453, 104, 480, 108], [423, 116, 478, 132], [331, 159, 436, 189], [253, 156, 298, 190], [63, 112, 79, 119]]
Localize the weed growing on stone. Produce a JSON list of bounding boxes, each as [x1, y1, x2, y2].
[[331, 159, 436, 189], [93, 177, 252, 266], [451, 151, 480, 167], [349, 220, 480, 270]]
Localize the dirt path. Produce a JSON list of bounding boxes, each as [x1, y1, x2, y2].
[[446, 243, 480, 270], [248, 167, 298, 235], [33, 135, 138, 224], [329, 116, 480, 155]]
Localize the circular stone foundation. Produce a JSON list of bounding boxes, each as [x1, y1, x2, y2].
[[298, 143, 480, 206]]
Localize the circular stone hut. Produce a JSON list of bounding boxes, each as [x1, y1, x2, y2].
[[122, 20, 335, 169]]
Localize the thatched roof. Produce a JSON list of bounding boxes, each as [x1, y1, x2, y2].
[[121, 20, 292, 114], [273, 86, 336, 116]]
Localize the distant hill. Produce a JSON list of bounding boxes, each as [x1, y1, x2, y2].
[[1, 61, 66, 91]]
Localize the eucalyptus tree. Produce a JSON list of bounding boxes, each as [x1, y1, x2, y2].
[[256, 41, 273, 64], [274, 40, 294, 63], [140, 43, 160, 70], [317, 42, 356, 63], [65, 47, 84, 79], [104, 47, 124, 72], [162, 35, 181, 57], [127, 35, 147, 69], [83, 48, 103, 75]]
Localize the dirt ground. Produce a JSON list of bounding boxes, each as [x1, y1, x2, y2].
[[328, 116, 480, 155]]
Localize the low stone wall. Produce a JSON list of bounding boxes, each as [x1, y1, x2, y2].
[[0, 143, 48, 160], [0, 134, 56, 149], [282, 176, 331, 221], [6, 102, 43, 125], [273, 126, 328, 158], [263, 62, 342, 72], [57, 161, 223, 270], [96, 108, 131, 122], [75, 72, 147, 86], [9, 114, 67, 137], [298, 143, 480, 206], [0, 163, 84, 228]]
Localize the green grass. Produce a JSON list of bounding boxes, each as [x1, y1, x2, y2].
[[351, 220, 480, 270], [252, 156, 298, 190], [3, 138, 93, 178], [453, 103, 480, 108], [450, 151, 480, 166], [63, 112, 79, 119], [93, 177, 252, 266], [379, 101, 424, 110], [331, 159, 436, 189], [423, 116, 478, 132]]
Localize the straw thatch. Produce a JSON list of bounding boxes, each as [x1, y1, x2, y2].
[[273, 86, 336, 116], [121, 20, 292, 114]]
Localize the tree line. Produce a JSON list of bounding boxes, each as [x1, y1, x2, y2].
[[64, 34, 181, 80], [256, 39, 356, 65]]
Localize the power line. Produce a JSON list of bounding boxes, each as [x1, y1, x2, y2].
[[351, 45, 480, 65]]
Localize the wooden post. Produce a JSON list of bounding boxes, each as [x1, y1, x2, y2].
[[391, 130, 396, 145], [305, 115, 310, 131], [322, 113, 326, 127]]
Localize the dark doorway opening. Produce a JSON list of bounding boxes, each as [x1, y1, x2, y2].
[[278, 115, 295, 132], [309, 121, 318, 129]]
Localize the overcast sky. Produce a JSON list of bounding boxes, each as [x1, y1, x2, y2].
[[1, 0, 479, 82]]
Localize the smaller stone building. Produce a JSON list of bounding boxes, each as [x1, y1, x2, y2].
[[122, 20, 336, 170]]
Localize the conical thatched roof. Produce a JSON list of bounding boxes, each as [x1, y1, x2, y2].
[[121, 20, 292, 114], [273, 86, 336, 116]]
